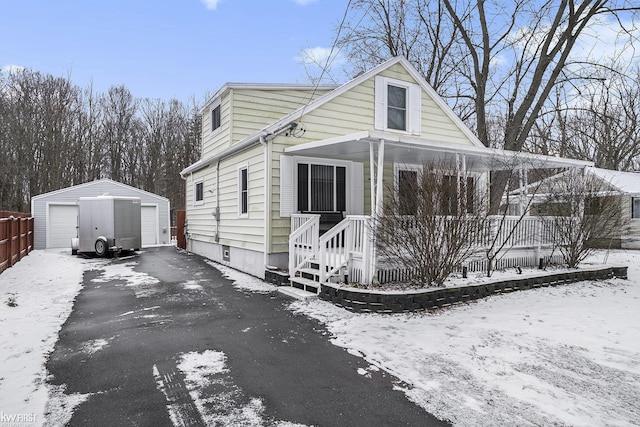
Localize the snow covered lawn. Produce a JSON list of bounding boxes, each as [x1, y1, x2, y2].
[[1, 248, 638, 426], [216, 251, 640, 425], [0, 249, 90, 426], [284, 250, 640, 426]]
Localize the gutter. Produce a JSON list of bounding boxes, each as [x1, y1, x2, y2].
[[180, 121, 298, 178]]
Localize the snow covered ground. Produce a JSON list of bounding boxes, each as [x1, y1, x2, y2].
[[0, 249, 94, 427], [1, 248, 638, 426], [222, 251, 640, 426]]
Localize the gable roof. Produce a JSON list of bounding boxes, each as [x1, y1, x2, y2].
[[200, 83, 339, 114], [508, 166, 640, 197], [260, 56, 485, 148], [182, 56, 484, 176], [31, 178, 169, 202], [588, 168, 640, 194]]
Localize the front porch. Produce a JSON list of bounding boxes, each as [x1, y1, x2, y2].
[[281, 130, 593, 293], [288, 213, 568, 293]]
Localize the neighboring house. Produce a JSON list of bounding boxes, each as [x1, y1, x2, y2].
[[31, 179, 171, 249], [181, 57, 592, 288], [507, 167, 640, 249]]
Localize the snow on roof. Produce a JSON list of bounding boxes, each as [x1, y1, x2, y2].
[[588, 167, 640, 194]]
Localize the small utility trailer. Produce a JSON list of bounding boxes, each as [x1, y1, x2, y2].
[[71, 195, 142, 256]]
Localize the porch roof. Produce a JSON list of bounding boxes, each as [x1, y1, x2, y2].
[[284, 131, 594, 171]]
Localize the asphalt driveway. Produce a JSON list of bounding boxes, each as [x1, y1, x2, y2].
[[46, 246, 447, 426]]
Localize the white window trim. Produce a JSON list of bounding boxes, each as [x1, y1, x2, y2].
[[393, 163, 423, 194], [291, 156, 353, 214], [393, 163, 483, 213], [238, 163, 249, 218], [194, 178, 204, 206], [632, 197, 640, 220], [210, 98, 222, 136], [375, 76, 421, 135]]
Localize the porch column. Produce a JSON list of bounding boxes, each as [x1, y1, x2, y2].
[[369, 142, 376, 216], [363, 139, 386, 285], [518, 164, 528, 216], [375, 139, 385, 219]]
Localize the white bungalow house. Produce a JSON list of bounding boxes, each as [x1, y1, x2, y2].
[[180, 57, 592, 290]]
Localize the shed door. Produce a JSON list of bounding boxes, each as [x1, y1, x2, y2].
[[141, 205, 158, 246], [48, 204, 78, 248]]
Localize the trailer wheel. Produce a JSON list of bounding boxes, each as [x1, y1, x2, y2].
[[95, 239, 107, 257]]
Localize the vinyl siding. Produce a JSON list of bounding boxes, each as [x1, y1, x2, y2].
[[201, 87, 334, 160], [186, 145, 265, 252], [201, 95, 233, 159], [230, 89, 331, 143]]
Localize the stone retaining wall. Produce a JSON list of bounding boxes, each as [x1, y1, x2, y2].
[[319, 266, 628, 313]]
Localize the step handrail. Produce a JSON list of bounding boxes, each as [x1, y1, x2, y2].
[[318, 216, 365, 283], [288, 214, 320, 278]]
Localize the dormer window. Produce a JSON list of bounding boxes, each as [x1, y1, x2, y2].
[[375, 76, 421, 135]]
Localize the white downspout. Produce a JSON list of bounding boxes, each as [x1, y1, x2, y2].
[[260, 135, 270, 269]]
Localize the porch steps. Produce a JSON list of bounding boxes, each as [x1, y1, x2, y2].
[[277, 285, 317, 300], [289, 276, 320, 294]]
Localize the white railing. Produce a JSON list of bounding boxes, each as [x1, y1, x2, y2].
[[484, 215, 564, 249], [318, 216, 371, 283], [288, 213, 569, 286], [291, 213, 318, 234], [288, 214, 320, 278]]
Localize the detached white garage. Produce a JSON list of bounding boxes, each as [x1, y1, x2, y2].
[[31, 179, 170, 249]]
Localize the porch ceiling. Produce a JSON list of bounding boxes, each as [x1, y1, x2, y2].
[[284, 131, 594, 171]]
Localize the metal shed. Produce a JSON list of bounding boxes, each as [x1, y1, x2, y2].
[[31, 179, 171, 249]]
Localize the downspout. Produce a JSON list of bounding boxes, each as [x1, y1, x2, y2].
[[215, 161, 220, 242], [188, 172, 193, 252], [260, 135, 270, 268]]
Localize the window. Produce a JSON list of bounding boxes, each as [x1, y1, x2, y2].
[[211, 104, 221, 133], [375, 76, 421, 134], [387, 85, 407, 130], [394, 163, 477, 215], [238, 165, 248, 217], [297, 163, 346, 212], [440, 176, 475, 215], [632, 198, 640, 219], [194, 180, 204, 205], [398, 169, 418, 215]]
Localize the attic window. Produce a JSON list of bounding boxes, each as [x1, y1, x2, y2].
[[375, 76, 421, 135], [387, 85, 407, 130], [211, 104, 221, 132]]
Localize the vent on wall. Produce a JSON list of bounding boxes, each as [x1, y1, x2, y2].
[[222, 245, 230, 262]]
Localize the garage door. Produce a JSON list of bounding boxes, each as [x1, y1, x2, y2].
[[48, 204, 78, 248], [141, 206, 158, 246]]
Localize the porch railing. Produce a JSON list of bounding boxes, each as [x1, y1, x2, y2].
[[483, 215, 562, 249], [289, 213, 568, 286], [288, 214, 320, 278], [318, 215, 370, 283]]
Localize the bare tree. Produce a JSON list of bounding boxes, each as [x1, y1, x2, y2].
[[374, 162, 485, 286], [0, 67, 202, 216], [535, 66, 640, 170], [337, 0, 640, 211], [543, 170, 622, 267]]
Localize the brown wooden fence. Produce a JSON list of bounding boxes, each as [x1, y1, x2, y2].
[[0, 211, 34, 275]]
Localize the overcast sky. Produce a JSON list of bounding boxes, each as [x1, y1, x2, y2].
[[0, 0, 347, 102]]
